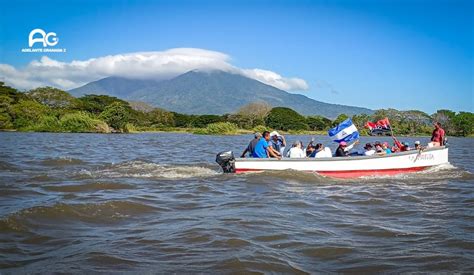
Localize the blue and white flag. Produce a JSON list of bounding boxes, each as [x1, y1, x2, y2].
[[328, 118, 360, 143]]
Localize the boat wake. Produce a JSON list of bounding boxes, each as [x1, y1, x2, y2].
[[74, 160, 219, 180]]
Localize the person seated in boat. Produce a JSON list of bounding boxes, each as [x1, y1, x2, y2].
[[286, 141, 306, 158], [375, 143, 386, 155], [269, 131, 286, 156], [306, 138, 316, 157], [402, 142, 411, 151], [363, 143, 376, 156], [414, 140, 423, 151], [335, 142, 348, 157], [252, 131, 280, 159], [382, 142, 392, 155], [240, 132, 262, 158], [335, 141, 358, 157], [392, 137, 409, 152], [312, 143, 332, 158]]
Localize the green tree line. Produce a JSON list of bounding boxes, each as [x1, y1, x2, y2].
[[0, 82, 472, 136]]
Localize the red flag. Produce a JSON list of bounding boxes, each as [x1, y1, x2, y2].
[[365, 121, 377, 130], [377, 118, 390, 128], [365, 117, 392, 135]]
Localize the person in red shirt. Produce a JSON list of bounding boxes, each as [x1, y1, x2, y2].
[[392, 137, 410, 152], [431, 122, 445, 146]]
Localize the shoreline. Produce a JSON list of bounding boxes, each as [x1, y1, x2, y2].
[[1, 128, 471, 138]]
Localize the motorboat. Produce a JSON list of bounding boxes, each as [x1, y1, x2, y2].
[[216, 146, 449, 178]]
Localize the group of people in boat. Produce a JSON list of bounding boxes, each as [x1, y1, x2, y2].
[[241, 122, 446, 159]]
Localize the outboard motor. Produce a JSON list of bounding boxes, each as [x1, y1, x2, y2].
[[216, 151, 235, 173]]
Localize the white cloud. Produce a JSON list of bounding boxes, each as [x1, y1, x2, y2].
[[0, 48, 309, 92]]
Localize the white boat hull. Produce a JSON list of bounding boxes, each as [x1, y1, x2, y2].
[[230, 147, 449, 178]]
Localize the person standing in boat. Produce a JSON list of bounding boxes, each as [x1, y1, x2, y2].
[[430, 122, 445, 147], [240, 132, 262, 158]]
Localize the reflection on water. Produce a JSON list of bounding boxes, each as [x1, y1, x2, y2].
[[0, 132, 473, 272]]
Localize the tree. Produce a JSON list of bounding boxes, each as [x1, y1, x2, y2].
[[0, 95, 14, 129], [173, 113, 194, 128], [147, 108, 175, 127], [265, 107, 308, 131], [306, 115, 331, 131], [191, 115, 224, 128], [432, 109, 456, 135], [229, 102, 272, 129], [27, 87, 77, 109], [128, 101, 155, 113], [0, 82, 29, 103], [77, 94, 130, 114], [60, 112, 109, 133], [11, 100, 50, 128], [99, 102, 131, 131], [452, 112, 474, 136], [332, 114, 349, 126]]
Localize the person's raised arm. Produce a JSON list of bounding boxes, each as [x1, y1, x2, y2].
[[393, 136, 402, 149], [344, 140, 359, 152]]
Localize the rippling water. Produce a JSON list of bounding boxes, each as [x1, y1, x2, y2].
[[0, 132, 473, 273]]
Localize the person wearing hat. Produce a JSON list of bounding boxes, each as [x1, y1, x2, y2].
[[363, 143, 376, 156], [269, 131, 286, 156], [403, 142, 411, 151], [335, 141, 349, 157], [335, 140, 359, 157], [392, 136, 409, 152], [240, 132, 262, 157], [414, 141, 423, 150]]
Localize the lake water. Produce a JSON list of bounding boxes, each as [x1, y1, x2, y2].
[[0, 132, 473, 273]]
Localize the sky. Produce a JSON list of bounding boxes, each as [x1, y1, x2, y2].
[[0, 0, 472, 113]]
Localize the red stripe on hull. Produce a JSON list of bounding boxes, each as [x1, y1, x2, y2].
[[235, 166, 428, 178]]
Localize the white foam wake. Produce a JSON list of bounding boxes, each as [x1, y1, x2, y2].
[[76, 161, 219, 179]]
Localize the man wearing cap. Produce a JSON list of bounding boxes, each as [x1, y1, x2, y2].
[[414, 141, 423, 150], [240, 132, 262, 158], [269, 131, 286, 157]]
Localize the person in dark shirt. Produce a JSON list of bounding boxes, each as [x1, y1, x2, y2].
[[335, 141, 349, 157], [240, 132, 262, 157]]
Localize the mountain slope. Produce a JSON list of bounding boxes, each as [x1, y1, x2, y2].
[[70, 70, 373, 118], [69, 77, 159, 98]]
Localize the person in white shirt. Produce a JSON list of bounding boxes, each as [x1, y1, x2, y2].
[[313, 143, 333, 158], [287, 141, 306, 158], [363, 143, 376, 156]]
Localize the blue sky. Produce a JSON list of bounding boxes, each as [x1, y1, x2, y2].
[[0, 0, 472, 113]]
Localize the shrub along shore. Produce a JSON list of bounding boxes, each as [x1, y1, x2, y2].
[[1, 82, 473, 137]]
